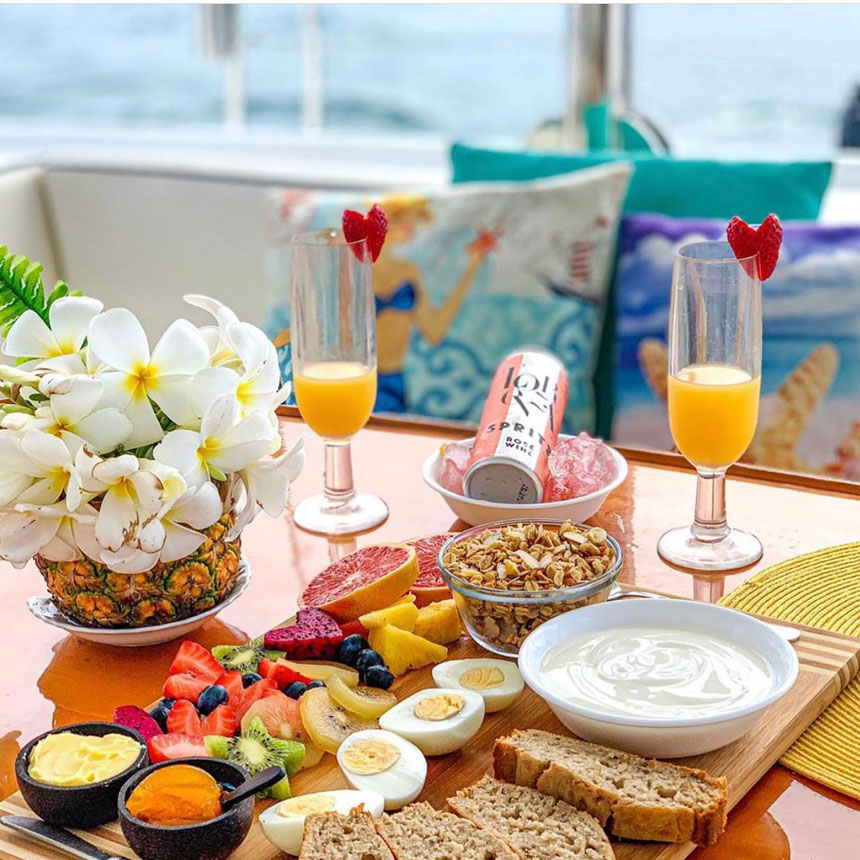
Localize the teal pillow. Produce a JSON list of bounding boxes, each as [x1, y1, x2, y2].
[[450, 144, 832, 221], [451, 144, 833, 437]]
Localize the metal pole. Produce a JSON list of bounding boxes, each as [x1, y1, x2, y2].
[[301, 5, 324, 132], [200, 4, 244, 129]]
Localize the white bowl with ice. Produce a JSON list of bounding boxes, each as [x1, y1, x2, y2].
[[422, 433, 628, 526]]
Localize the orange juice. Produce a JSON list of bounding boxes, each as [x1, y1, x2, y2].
[[668, 364, 760, 471], [294, 361, 377, 439]]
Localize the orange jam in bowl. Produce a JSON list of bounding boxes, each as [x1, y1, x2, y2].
[[126, 764, 223, 827]]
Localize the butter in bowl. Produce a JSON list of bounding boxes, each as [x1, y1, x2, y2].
[[517, 599, 799, 758]]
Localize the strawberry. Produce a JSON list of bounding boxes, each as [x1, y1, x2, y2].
[[217, 671, 244, 704], [235, 678, 279, 720], [162, 672, 209, 703], [365, 204, 388, 262], [166, 699, 202, 737], [342, 209, 368, 261], [726, 213, 783, 280], [169, 640, 223, 683], [258, 658, 313, 689], [341, 205, 387, 263], [201, 704, 239, 737], [147, 733, 207, 764], [339, 619, 370, 639]]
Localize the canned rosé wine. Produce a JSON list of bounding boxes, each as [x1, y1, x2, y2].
[[464, 349, 569, 504]]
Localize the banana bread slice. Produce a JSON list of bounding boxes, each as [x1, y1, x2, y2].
[[376, 801, 518, 860], [448, 775, 615, 860], [299, 808, 395, 860], [493, 729, 727, 845]]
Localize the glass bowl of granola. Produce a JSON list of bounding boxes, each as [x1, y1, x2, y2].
[[438, 519, 623, 656]]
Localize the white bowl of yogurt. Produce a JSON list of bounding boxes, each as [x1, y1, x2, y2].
[[517, 598, 798, 758]]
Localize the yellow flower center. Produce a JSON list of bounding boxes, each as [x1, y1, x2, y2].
[[125, 363, 158, 398]]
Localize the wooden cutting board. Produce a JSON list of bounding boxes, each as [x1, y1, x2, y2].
[[2, 607, 858, 860]]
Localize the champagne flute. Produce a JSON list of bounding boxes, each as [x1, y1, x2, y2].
[[290, 228, 388, 535], [657, 240, 763, 571]]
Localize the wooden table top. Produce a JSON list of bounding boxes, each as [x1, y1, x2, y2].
[[2, 409, 860, 859]]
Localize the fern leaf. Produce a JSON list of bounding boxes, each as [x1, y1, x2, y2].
[[0, 245, 52, 334]]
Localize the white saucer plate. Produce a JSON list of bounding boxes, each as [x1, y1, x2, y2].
[[27, 558, 252, 647]]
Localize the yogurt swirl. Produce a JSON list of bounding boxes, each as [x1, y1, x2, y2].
[[539, 626, 774, 719]]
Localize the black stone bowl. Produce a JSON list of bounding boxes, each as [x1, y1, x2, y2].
[[119, 758, 254, 860], [16, 721, 148, 828]]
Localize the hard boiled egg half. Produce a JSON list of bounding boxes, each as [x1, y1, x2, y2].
[[259, 789, 384, 856], [431, 658, 524, 713], [379, 687, 484, 756], [336, 729, 427, 811]]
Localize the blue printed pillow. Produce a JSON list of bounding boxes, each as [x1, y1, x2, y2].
[[267, 164, 631, 433], [615, 213, 860, 479]]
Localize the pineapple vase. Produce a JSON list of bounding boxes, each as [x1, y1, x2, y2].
[[36, 512, 243, 628]]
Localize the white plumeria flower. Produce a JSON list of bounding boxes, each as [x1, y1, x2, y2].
[[3, 297, 103, 369], [0, 430, 82, 509], [88, 309, 211, 448], [184, 294, 240, 367], [76, 451, 185, 555], [23, 375, 133, 454], [154, 395, 277, 488], [241, 437, 305, 516], [0, 433, 37, 506], [0, 501, 97, 567]]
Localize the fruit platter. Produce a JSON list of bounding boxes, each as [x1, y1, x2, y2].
[[4, 525, 859, 860]]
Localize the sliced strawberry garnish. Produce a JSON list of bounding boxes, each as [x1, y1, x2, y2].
[[217, 671, 244, 704], [162, 672, 209, 703], [147, 733, 207, 764], [166, 699, 202, 737], [235, 678, 279, 720], [341, 205, 387, 263], [169, 640, 223, 683], [364, 204, 388, 262], [726, 214, 783, 280], [258, 658, 312, 690], [201, 704, 239, 737]]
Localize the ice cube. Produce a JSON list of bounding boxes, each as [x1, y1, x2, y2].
[[544, 433, 617, 501]]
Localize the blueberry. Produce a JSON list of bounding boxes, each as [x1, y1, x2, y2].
[[364, 665, 394, 690], [356, 648, 384, 677], [337, 634, 369, 668], [197, 684, 229, 716], [285, 681, 308, 700], [305, 680, 326, 690], [148, 698, 175, 732], [241, 672, 262, 688]]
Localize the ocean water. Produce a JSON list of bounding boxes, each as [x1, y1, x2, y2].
[[0, 3, 858, 157]]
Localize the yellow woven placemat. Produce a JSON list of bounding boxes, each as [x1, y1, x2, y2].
[[720, 541, 860, 800]]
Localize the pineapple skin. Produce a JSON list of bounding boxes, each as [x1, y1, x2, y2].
[[36, 512, 242, 628]]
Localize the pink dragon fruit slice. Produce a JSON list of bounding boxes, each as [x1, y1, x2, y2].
[[113, 705, 163, 740], [264, 607, 344, 660]]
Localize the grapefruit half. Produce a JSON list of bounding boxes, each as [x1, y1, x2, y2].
[[407, 533, 455, 607], [300, 542, 418, 622]]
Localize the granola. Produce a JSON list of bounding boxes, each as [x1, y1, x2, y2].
[[442, 521, 618, 652]]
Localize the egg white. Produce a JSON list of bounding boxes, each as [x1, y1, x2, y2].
[[336, 729, 427, 811], [431, 658, 524, 713], [379, 687, 484, 755], [259, 789, 384, 856]]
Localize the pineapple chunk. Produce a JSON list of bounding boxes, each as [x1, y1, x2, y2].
[[413, 599, 462, 645], [368, 624, 448, 676], [359, 595, 419, 632]]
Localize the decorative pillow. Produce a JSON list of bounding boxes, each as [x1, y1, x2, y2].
[[450, 144, 834, 221], [614, 213, 860, 481], [266, 164, 631, 433]]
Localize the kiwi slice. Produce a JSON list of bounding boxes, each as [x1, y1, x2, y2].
[[299, 686, 379, 755], [204, 716, 305, 799], [211, 636, 265, 674]]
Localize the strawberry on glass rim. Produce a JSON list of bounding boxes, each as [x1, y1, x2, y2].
[[726, 213, 783, 280], [342, 204, 388, 262]]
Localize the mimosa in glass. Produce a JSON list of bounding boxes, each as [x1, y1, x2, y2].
[[657, 240, 764, 571], [289, 229, 388, 535]]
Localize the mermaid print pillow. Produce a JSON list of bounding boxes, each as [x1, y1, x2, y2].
[[266, 163, 631, 433]]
